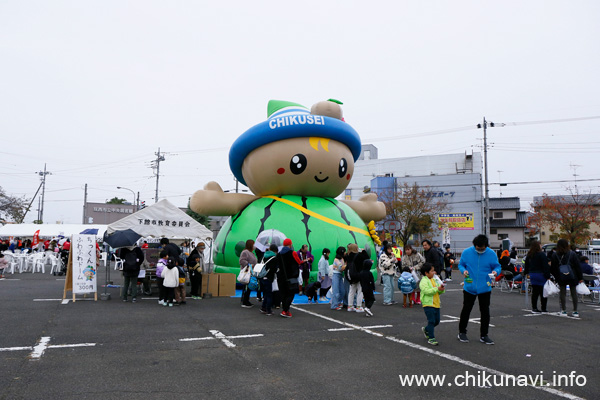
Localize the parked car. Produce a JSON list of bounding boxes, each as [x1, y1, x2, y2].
[[588, 239, 600, 252], [542, 243, 556, 253]]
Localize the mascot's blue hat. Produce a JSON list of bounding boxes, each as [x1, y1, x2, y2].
[[229, 100, 362, 186]]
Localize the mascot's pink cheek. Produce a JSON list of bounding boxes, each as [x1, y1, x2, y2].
[[347, 174, 351, 180], [277, 168, 285, 175]]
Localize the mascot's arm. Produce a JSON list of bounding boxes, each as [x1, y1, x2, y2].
[[341, 193, 386, 223], [190, 181, 258, 216]]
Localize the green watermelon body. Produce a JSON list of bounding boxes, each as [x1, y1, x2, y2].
[[213, 195, 378, 282]]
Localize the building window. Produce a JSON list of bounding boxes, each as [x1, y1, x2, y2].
[[498, 234, 509, 240], [490, 228, 497, 234], [493, 211, 503, 219]]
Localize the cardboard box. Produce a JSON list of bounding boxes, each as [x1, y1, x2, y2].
[[201, 273, 219, 296], [217, 273, 236, 297]]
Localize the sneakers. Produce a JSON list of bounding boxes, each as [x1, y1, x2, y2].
[[334, 306, 343, 311], [347, 307, 356, 312], [168, 303, 173, 307], [428, 338, 439, 346], [241, 303, 254, 308], [422, 327, 429, 340], [480, 336, 494, 345], [132, 298, 137, 303], [457, 333, 469, 343], [572, 311, 579, 318], [355, 307, 364, 313], [260, 308, 268, 314], [531, 309, 541, 314], [265, 312, 273, 316], [364, 307, 373, 317], [163, 302, 168, 307], [122, 298, 128, 302], [319, 297, 327, 302], [382, 302, 392, 306], [280, 311, 292, 318], [158, 300, 164, 305], [559, 310, 568, 316], [446, 278, 452, 282]]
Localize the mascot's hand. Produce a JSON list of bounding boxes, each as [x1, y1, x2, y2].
[[341, 193, 386, 224], [190, 181, 257, 216]]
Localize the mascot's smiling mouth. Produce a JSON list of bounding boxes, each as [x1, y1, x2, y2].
[[314, 175, 329, 183]]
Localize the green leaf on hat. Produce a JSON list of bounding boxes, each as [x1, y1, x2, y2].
[[267, 100, 307, 117]]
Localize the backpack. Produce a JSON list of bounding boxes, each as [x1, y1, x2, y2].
[[558, 253, 575, 282], [123, 251, 138, 272]]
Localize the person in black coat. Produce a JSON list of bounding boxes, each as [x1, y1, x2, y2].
[[422, 239, 443, 276], [550, 239, 584, 317], [276, 238, 300, 318], [523, 241, 550, 313], [118, 246, 144, 303], [160, 238, 182, 259], [359, 259, 376, 317]]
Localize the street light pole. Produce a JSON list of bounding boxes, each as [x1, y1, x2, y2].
[[117, 186, 136, 211]]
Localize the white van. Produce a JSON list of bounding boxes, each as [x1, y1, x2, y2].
[[588, 239, 600, 251]]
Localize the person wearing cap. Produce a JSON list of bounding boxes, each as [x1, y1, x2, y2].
[[276, 238, 301, 318]]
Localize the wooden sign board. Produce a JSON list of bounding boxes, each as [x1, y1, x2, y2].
[[63, 234, 98, 301]]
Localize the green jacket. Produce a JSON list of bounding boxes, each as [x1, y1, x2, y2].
[[419, 276, 445, 307]]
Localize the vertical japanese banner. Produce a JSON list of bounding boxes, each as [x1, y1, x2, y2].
[[71, 234, 97, 294], [32, 230, 40, 248]]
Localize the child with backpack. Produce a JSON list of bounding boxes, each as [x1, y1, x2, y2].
[[398, 266, 417, 307], [174, 257, 187, 305], [162, 258, 179, 307], [420, 262, 445, 346]]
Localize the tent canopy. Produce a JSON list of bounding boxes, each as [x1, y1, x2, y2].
[[0, 223, 108, 239], [106, 199, 213, 240]]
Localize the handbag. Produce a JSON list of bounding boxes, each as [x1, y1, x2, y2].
[[237, 266, 251, 284], [248, 275, 260, 291]]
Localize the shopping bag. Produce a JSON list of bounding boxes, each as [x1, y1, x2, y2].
[[543, 280, 559, 298], [576, 282, 591, 295], [272, 278, 279, 292], [237, 266, 251, 284]]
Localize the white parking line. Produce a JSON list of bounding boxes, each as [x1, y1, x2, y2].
[[439, 315, 495, 327], [291, 306, 583, 400], [328, 325, 393, 332], [33, 299, 63, 302], [179, 331, 264, 348]]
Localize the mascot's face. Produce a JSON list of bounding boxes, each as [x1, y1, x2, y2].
[[241, 137, 354, 197]]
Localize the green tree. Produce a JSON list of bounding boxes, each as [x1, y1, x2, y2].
[[376, 182, 448, 246], [107, 197, 126, 204], [186, 199, 211, 229], [0, 186, 29, 223]]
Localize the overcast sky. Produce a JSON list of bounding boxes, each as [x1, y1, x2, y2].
[[1, 1, 599, 224]]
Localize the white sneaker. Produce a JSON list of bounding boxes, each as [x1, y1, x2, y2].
[[158, 300, 164, 305], [347, 307, 355, 312], [364, 307, 373, 317], [355, 307, 364, 313], [446, 278, 452, 282]]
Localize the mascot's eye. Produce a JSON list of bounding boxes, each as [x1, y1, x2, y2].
[[290, 154, 307, 175], [338, 158, 348, 178]]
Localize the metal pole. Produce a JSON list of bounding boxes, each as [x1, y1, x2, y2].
[[483, 118, 490, 238], [83, 183, 88, 224], [117, 187, 136, 210]]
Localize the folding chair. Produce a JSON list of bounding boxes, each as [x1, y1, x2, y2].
[[499, 271, 515, 293], [113, 254, 123, 270]]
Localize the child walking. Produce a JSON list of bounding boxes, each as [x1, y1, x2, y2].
[[420, 262, 445, 346], [398, 266, 417, 307], [359, 259, 376, 317]]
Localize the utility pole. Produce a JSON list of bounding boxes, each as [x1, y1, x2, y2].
[[152, 148, 166, 203], [477, 118, 504, 238], [36, 164, 51, 223], [83, 183, 88, 223]]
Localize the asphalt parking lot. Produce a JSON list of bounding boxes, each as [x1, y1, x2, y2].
[[1, 268, 598, 400]]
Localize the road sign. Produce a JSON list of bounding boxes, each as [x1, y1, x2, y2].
[[383, 220, 402, 232]]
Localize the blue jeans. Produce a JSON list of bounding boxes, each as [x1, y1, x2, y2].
[[330, 273, 345, 309], [343, 276, 351, 306], [382, 274, 394, 304], [260, 278, 273, 313], [424, 307, 441, 339]]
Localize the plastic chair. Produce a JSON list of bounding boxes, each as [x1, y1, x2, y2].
[[113, 254, 123, 270], [3, 252, 19, 274], [30, 253, 45, 273]]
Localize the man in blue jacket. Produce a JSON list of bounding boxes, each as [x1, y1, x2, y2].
[[457, 234, 501, 345]]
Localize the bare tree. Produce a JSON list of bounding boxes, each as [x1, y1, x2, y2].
[[0, 186, 29, 223], [527, 187, 599, 246], [376, 182, 448, 246]]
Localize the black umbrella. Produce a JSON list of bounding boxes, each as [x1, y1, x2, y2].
[[103, 229, 141, 248]]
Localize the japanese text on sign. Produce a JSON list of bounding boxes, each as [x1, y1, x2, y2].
[[72, 234, 97, 294], [438, 213, 475, 230]]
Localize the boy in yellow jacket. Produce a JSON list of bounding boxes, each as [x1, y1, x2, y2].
[[419, 262, 445, 345]]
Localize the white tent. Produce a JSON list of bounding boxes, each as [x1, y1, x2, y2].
[[0, 223, 108, 239], [106, 199, 212, 239]]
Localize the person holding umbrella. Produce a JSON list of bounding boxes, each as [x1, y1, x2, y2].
[[117, 245, 145, 303]]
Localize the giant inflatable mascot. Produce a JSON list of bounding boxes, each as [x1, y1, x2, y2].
[[191, 99, 386, 281]]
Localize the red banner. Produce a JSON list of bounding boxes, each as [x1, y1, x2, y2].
[[32, 230, 40, 248]]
